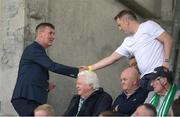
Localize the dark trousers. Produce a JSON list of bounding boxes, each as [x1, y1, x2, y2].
[[11, 98, 41, 116], [140, 74, 154, 92]]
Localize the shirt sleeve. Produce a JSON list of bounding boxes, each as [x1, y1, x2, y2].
[[115, 37, 131, 58], [144, 20, 165, 39]]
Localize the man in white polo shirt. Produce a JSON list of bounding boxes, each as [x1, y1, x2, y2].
[[82, 9, 172, 92]]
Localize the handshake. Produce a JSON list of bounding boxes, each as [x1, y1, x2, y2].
[[79, 65, 93, 71]]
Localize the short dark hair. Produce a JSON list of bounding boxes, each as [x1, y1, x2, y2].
[[114, 9, 137, 21], [172, 97, 180, 116], [35, 22, 55, 37], [142, 103, 157, 116], [36, 22, 55, 32]]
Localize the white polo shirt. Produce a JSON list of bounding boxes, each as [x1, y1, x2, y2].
[[115, 20, 165, 78]]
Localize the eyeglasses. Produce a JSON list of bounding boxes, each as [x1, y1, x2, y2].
[[151, 77, 162, 82], [151, 77, 162, 86]]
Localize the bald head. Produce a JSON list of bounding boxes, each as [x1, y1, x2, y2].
[[121, 67, 140, 81], [120, 67, 140, 92]]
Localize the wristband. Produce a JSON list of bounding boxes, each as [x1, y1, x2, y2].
[[88, 65, 93, 71]]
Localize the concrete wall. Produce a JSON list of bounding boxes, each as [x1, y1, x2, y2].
[[0, 0, 173, 115], [0, 0, 2, 113], [135, 0, 161, 17], [0, 0, 49, 115], [0, 0, 25, 115]]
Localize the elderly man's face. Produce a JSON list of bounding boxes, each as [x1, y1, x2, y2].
[[120, 74, 134, 92], [119, 67, 139, 92], [151, 77, 166, 94], [76, 76, 92, 98]]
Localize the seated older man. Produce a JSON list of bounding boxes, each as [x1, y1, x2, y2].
[[112, 67, 148, 116], [144, 66, 180, 116], [64, 70, 112, 116]]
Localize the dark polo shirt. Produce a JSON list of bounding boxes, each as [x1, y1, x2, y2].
[[112, 87, 148, 116]]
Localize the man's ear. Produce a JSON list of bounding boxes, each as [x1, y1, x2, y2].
[[89, 84, 94, 90], [133, 79, 138, 86]]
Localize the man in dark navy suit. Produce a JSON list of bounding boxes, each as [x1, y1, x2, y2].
[[11, 23, 79, 116]]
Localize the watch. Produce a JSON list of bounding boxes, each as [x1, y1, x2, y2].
[[164, 59, 169, 63]]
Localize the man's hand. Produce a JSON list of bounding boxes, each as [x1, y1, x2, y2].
[[79, 66, 88, 71], [48, 81, 56, 92]]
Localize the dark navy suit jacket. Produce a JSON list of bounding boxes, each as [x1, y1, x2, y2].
[[11, 41, 79, 104]]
